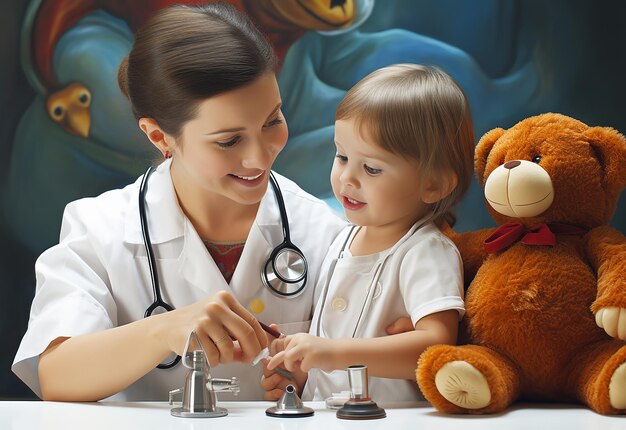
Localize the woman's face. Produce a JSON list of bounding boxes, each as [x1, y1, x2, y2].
[[171, 72, 288, 207]]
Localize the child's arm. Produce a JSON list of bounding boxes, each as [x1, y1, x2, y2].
[[266, 309, 458, 380]]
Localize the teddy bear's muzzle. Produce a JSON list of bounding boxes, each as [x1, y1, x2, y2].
[[485, 160, 554, 218]]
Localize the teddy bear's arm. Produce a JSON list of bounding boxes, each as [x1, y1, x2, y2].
[[585, 226, 626, 312], [447, 227, 497, 288]]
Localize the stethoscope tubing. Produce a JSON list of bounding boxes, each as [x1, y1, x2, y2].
[[139, 166, 180, 369], [139, 166, 308, 368]]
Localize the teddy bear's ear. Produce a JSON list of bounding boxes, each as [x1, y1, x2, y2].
[[583, 126, 626, 193], [475, 127, 506, 184]]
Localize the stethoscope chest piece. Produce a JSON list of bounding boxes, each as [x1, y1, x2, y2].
[[262, 245, 308, 297], [261, 173, 309, 298], [266, 384, 315, 418]]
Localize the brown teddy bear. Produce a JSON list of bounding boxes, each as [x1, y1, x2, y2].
[[417, 113, 626, 414]]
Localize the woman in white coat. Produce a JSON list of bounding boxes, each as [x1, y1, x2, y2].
[[12, 3, 345, 402]]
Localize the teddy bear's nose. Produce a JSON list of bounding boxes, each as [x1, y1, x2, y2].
[[504, 160, 521, 169]]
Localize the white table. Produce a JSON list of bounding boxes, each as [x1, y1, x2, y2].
[[1, 400, 624, 430]]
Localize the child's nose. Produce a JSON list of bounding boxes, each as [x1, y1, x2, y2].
[[340, 167, 359, 188]]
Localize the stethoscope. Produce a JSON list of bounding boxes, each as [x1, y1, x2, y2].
[[139, 166, 308, 369], [314, 220, 427, 339]]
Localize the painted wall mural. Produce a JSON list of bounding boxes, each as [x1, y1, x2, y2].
[[1, 0, 624, 398]]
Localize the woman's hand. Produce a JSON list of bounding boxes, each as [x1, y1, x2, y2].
[[266, 333, 339, 373], [159, 290, 268, 367], [260, 358, 308, 401]]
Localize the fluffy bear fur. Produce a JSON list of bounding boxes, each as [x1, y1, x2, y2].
[[417, 113, 626, 414]]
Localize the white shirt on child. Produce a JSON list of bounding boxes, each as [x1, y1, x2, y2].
[[302, 219, 465, 402]]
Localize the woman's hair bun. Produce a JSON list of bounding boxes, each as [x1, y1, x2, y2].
[[117, 56, 130, 99]]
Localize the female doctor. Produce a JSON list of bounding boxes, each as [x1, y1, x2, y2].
[[12, 3, 345, 402]]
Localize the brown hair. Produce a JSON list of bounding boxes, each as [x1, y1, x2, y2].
[[118, 2, 276, 137], [336, 64, 475, 224]]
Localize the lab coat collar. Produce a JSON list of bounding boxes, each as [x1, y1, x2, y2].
[[176, 173, 285, 296], [123, 161, 284, 244], [344, 211, 434, 258], [123, 159, 185, 245]]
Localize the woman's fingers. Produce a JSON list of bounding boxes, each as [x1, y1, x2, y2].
[[197, 312, 236, 363], [214, 291, 268, 357], [260, 372, 283, 391], [194, 330, 221, 367], [264, 388, 284, 401], [175, 291, 271, 365], [197, 292, 264, 363], [261, 369, 293, 401], [269, 336, 287, 356]]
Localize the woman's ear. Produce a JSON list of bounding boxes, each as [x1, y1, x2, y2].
[[421, 170, 458, 204], [475, 127, 506, 184], [138, 118, 173, 156]]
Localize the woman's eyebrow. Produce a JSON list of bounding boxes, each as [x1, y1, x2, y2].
[[204, 102, 282, 136], [205, 127, 244, 136], [265, 102, 282, 119]]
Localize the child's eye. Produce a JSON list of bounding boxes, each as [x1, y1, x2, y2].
[[335, 154, 348, 163], [216, 137, 240, 148], [364, 164, 382, 175]]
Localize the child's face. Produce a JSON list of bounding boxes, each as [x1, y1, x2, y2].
[[331, 119, 429, 229]]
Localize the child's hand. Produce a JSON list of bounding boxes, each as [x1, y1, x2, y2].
[[260, 358, 308, 401], [266, 333, 339, 373]]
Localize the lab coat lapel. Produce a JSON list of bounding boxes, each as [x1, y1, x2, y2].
[[178, 217, 229, 294], [177, 173, 283, 297], [123, 159, 184, 245], [229, 183, 282, 304]]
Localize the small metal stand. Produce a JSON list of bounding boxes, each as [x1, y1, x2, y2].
[[336, 365, 386, 420], [168, 331, 240, 418], [266, 384, 314, 418]]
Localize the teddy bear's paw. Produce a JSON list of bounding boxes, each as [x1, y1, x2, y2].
[[595, 307, 626, 340], [609, 361, 626, 409], [434, 361, 491, 409]]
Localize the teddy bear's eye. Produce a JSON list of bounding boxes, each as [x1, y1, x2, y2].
[[532, 155, 542, 164]]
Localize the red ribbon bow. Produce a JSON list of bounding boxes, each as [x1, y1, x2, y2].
[[484, 222, 588, 254]]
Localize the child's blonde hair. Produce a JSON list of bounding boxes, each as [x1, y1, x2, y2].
[[336, 64, 475, 225]]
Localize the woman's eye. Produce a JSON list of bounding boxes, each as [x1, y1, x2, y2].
[[265, 117, 283, 127], [216, 137, 240, 148], [335, 154, 347, 162], [532, 154, 542, 163], [364, 164, 382, 175]]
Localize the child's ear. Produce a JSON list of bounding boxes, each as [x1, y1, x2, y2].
[[421, 170, 458, 204]]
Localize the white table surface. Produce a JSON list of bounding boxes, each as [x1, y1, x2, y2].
[[1, 400, 624, 430]]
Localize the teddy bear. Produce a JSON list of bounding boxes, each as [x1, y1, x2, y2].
[[416, 113, 626, 414]]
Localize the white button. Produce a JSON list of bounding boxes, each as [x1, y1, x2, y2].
[[331, 297, 348, 311]]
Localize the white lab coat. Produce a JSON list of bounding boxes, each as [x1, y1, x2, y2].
[[12, 160, 345, 401]]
